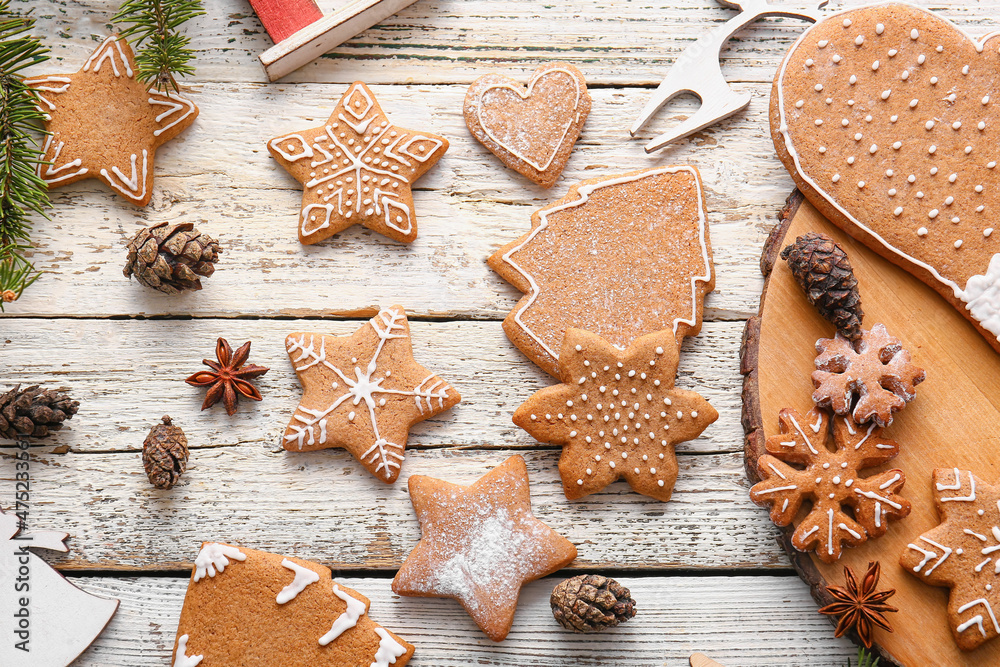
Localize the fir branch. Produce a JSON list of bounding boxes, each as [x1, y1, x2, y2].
[[846, 647, 880, 667], [112, 0, 205, 92], [0, 0, 50, 309]]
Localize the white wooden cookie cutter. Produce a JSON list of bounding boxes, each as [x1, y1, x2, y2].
[[630, 0, 829, 153]]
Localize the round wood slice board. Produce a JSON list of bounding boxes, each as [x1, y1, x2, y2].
[[741, 192, 1000, 666]]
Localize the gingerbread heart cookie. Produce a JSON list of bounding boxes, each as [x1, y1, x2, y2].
[[772, 3, 1000, 355], [465, 63, 591, 188]]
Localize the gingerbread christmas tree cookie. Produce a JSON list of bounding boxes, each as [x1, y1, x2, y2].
[[267, 82, 448, 245], [513, 328, 717, 502], [750, 406, 910, 563], [464, 62, 591, 188], [772, 3, 1000, 356], [900, 468, 1000, 651], [488, 165, 714, 377], [283, 305, 460, 483], [173, 542, 414, 666], [392, 455, 577, 641], [25, 35, 198, 206]]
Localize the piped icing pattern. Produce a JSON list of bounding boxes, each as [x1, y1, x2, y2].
[[774, 3, 1000, 341], [901, 469, 1000, 651]]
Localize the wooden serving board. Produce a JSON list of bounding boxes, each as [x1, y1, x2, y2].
[[741, 192, 1000, 666]]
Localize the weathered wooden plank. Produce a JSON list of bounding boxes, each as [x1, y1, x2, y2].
[[70, 574, 857, 666], [3, 445, 786, 571], [9, 83, 782, 319], [25, 0, 1000, 85], [0, 319, 743, 455]]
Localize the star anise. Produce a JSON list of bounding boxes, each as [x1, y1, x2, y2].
[[185, 338, 270, 416], [818, 560, 897, 649]]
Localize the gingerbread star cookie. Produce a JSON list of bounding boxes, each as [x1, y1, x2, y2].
[[772, 3, 1000, 356], [464, 62, 591, 188], [173, 542, 414, 666], [283, 305, 460, 483], [392, 455, 577, 641], [751, 406, 910, 563], [267, 82, 448, 245], [25, 35, 198, 206], [900, 468, 1000, 651], [513, 328, 718, 502], [488, 166, 714, 377]]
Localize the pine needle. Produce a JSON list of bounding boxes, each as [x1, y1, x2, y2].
[[112, 0, 205, 92], [847, 647, 880, 667], [0, 0, 49, 308]]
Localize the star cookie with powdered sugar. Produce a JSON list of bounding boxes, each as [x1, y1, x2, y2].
[[267, 82, 448, 245], [25, 36, 198, 206], [392, 455, 577, 641], [513, 327, 718, 502], [283, 306, 460, 483], [900, 468, 1000, 651]]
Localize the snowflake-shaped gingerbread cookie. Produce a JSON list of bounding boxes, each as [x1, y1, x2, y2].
[[283, 306, 460, 483], [750, 406, 910, 563], [267, 82, 448, 245], [513, 327, 718, 501], [901, 468, 1000, 651]]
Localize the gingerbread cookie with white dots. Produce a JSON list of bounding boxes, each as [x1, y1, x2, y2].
[[772, 3, 1000, 355], [268, 82, 448, 245], [512, 328, 718, 502]]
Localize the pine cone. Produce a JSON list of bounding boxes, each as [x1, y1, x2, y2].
[[142, 415, 189, 489], [781, 232, 864, 341], [0, 384, 79, 439], [550, 574, 637, 632], [123, 221, 221, 295]]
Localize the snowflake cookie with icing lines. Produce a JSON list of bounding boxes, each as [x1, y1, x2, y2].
[[750, 406, 910, 563], [283, 305, 460, 483], [174, 543, 414, 666], [488, 166, 714, 378], [267, 82, 448, 245], [392, 455, 578, 642], [899, 469, 1000, 651], [772, 3, 1000, 355], [464, 62, 591, 188], [513, 328, 718, 502], [25, 35, 197, 207]]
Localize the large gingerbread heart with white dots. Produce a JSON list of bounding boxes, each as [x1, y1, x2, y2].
[[771, 3, 1000, 353]]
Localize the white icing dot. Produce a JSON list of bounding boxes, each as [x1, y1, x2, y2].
[[984, 96, 991, 105], [967, 146, 974, 154], [858, 180, 866, 189], [937, 45, 944, 52], [949, 173, 958, 183], [855, 35, 864, 46], [928, 145, 937, 154], [925, 120, 935, 130], [815, 119, 823, 126], [806, 58, 815, 66], [900, 69, 908, 80], [953, 121, 962, 130], [907, 174, 916, 183], [889, 49, 899, 57], [917, 227, 928, 236], [916, 191, 924, 199], [945, 196, 954, 205], [849, 75, 857, 85], [989, 162, 997, 169], [815, 83, 824, 92], [577, 479, 583, 486], [979, 206, 987, 213], [795, 99, 804, 108], [832, 55, 842, 63], [847, 156, 856, 164], [869, 144, 878, 154], [844, 18, 852, 27], [818, 146, 827, 153], [842, 119, 850, 127], [979, 121, 987, 130], [893, 141, 902, 150], [909, 99, 919, 108], [911, 28, 919, 39], [881, 89, 891, 100], [976, 185, 984, 193], [894, 206, 904, 216], [658, 480, 664, 487], [832, 174, 841, 183], [888, 188, 897, 196], [876, 23, 884, 34], [865, 115, 872, 123], [985, 228, 994, 237], [952, 217, 960, 224], [930, 167, 939, 175], [930, 76, 938, 85], [848, 99, 856, 106], [818, 39, 829, 48], [955, 239, 963, 248], [929, 209, 939, 219], [853, 133, 862, 141], [963, 65, 970, 75], [917, 54, 926, 65], [886, 169, 894, 177], [872, 60, 880, 71]]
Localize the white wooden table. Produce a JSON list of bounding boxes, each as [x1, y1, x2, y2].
[[10, 0, 997, 664]]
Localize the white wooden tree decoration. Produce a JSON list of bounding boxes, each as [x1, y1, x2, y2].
[[629, 0, 827, 153], [0, 507, 119, 666], [250, 0, 423, 82]]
